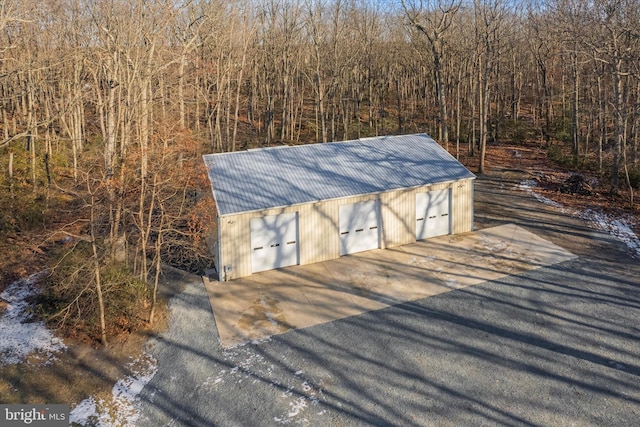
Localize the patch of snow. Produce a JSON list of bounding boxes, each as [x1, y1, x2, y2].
[[69, 353, 157, 427], [287, 397, 307, 418], [206, 344, 272, 388], [518, 180, 563, 208], [581, 209, 640, 258], [260, 295, 282, 329], [0, 271, 66, 365], [519, 180, 640, 258], [273, 376, 323, 425], [481, 238, 508, 252], [68, 397, 97, 424], [445, 279, 459, 288], [206, 341, 327, 424], [250, 336, 273, 346], [407, 255, 435, 266]]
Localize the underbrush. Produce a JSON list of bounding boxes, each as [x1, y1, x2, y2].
[[546, 143, 640, 192], [627, 167, 640, 189], [547, 144, 575, 167], [37, 243, 150, 344]]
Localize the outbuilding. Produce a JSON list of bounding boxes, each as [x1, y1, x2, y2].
[[204, 133, 475, 281]]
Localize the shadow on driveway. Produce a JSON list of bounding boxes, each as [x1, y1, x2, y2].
[[138, 176, 640, 426]]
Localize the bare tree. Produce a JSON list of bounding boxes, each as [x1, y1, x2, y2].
[[402, 0, 461, 146], [472, 0, 508, 174]]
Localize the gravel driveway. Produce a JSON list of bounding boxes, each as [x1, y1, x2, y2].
[[138, 175, 640, 426]]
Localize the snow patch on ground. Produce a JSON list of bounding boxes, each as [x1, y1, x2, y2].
[[201, 342, 325, 425], [273, 378, 323, 425], [69, 397, 98, 425], [197, 343, 272, 392], [519, 180, 640, 258], [69, 353, 157, 427], [518, 180, 563, 208], [0, 271, 66, 365], [481, 237, 509, 252], [581, 209, 640, 258]]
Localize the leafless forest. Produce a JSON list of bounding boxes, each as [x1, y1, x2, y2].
[[1, 0, 639, 343]]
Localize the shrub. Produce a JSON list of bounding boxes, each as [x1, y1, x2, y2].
[[38, 242, 150, 343], [554, 129, 572, 144], [547, 145, 573, 167], [626, 167, 640, 189]]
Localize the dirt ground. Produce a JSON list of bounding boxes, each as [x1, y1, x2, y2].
[[478, 141, 639, 236], [0, 141, 638, 408]]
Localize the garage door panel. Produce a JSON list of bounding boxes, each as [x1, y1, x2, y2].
[[250, 212, 299, 273], [416, 189, 450, 240], [339, 200, 380, 255]]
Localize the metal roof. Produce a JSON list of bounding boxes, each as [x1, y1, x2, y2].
[[204, 133, 475, 216]]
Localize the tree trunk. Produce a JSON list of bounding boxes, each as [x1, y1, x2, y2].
[[232, 40, 248, 152], [8, 150, 14, 198], [478, 54, 489, 174], [571, 52, 579, 164], [612, 57, 623, 189], [148, 202, 164, 325], [597, 74, 605, 174], [90, 191, 108, 347], [433, 43, 448, 147]]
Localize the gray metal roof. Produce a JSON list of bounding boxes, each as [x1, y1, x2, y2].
[[204, 133, 475, 216]]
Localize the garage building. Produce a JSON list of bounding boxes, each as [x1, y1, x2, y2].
[[204, 133, 475, 281]]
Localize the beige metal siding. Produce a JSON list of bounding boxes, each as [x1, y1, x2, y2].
[[380, 189, 413, 248], [299, 201, 339, 265], [217, 178, 474, 280], [218, 213, 250, 280], [451, 179, 474, 234]]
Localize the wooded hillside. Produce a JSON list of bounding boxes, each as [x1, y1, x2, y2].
[[1, 0, 639, 343]]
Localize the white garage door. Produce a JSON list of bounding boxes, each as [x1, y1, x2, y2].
[[339, 200, 380, 255], [250, 212, 299, 273], [416, 189, 451, 240]]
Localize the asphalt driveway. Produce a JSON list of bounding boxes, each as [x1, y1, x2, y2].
[[138, 174, 640, 426]]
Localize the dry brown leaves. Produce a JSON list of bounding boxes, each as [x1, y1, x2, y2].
[[459, 141, 640, 238]]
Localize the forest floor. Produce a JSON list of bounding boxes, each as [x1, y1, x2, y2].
[[467, 140, 640, 241], [0, 139, 638, 421], [0, 275, 170, 404]]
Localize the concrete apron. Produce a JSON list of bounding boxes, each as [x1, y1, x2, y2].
[[204, 224, 577, 348]]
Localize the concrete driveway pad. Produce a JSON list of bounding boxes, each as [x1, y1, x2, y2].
[[205, 223, 576, 347]]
